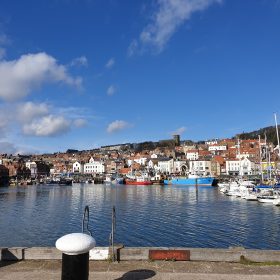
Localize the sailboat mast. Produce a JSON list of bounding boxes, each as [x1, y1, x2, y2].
[[258, 135, 264, 182], [274, 113, 280, 155], [237, 138, 241, 177]]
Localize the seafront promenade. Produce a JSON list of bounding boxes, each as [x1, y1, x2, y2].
[[1, 259, 280, 280], [1, 247, 280, 279]]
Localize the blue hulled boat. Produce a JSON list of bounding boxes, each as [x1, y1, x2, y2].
[[164, 175, 216, 186]]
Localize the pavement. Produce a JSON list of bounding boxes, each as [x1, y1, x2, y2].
[[1, 260, 280, 280]]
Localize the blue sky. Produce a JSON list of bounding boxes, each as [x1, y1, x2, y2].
[[0, 0, 280, 154]]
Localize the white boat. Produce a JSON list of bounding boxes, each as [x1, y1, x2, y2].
[[226, 181, 240, 196], [258, 197, 276, 203], [244, 193, 258, 201], [273, 198, 280, 206]]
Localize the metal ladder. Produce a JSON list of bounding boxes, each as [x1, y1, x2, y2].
[[82, 205, 92, 236], [109, 206, 116, 262]]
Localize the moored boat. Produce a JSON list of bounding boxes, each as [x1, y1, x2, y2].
[[164, 174, 215, 186], [124, 179, 152, 185]]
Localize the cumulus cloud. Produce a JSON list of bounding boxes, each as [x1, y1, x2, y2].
[[107, 120, 131, 133], [73, 118, 87, 128], [107, 85, 116, 96], [105, 58, 115, 69], [129, 0, 222, 55], [70, 56, 88, 67], [17, 101, 49, 122], [0, 52, 82, 101], [172, 126, 186, 135], [22, 115, 71, 137]]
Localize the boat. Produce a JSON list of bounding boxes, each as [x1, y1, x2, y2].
[[124, 178, 152, 185], [58, 178, 73, 186], [164, 174, 215, 186], [124, 171, 152, 185], [112, 177, 124, 184]]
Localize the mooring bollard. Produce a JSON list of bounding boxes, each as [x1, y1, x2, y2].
[[56, 232, 96, 280]]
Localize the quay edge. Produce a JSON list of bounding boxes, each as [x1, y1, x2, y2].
[[1, 247, 280, 263]]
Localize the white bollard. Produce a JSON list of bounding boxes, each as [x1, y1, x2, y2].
[[56, 233, 96, 280]]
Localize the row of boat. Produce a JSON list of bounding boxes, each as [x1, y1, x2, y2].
[[218, 180, 280, 206], [103, 172, 217, 186]]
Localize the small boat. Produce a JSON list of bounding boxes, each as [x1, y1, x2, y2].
[[273, 198, 280, 206], [58, 178, 72, 186], [124, 178, 152, 185]]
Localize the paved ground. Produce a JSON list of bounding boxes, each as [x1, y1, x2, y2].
[[1, 260, 280, 280]]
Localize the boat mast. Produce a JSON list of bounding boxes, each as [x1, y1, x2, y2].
[[274, 113, 280, 156], [237, 138, 241, 178], [258, 135, 264, 183], [264, 132, 270, 181]]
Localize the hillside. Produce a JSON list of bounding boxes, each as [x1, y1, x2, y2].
[[236, 125, 280, 145]]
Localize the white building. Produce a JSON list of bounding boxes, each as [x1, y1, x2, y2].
[[158, 158, 174, 174], [189, 160, 211, 175], [72, 161, 84, 173], [206, 140, 218, 145], [84, 157, 105, 174], [226, 158, 256, 176], [26, 161, 37, 178], [226, 160, 240, 175], [186, 150, 199, 160], [208, 145, 227, 151]]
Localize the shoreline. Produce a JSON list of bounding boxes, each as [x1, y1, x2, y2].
[[1, 246, 280, 263]]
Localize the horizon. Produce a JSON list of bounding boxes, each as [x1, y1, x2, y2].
[[0, 0, 280, 154]]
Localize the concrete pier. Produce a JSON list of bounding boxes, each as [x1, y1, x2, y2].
[[1, 247, 280, 263], [1, 247, 280, 279]]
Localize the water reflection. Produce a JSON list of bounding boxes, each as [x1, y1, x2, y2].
[[0, 184, 280, 249]]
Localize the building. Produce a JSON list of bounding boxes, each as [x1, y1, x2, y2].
[[84, 157, 105, 174], [173, 134, 180, 146], [158, 158, 174, 174], [189, 160, 212, 176], [186, 150, 199, 160], [26, 161, 37, 178], [72, 161, 84, 173]]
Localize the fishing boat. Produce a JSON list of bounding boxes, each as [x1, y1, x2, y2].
[[124, 171, 152, 185], [164, 174, 215, 186], [124, 178, 152, 185]]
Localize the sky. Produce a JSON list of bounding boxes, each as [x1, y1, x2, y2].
[[0, 0, 280, 154]]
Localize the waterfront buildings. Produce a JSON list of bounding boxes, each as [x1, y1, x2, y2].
[[0, 137, 279, 182]]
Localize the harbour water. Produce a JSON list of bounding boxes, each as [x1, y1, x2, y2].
[[0, 183, 280, 249]]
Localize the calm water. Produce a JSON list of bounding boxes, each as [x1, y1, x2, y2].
[[0, 183, 280, 249]]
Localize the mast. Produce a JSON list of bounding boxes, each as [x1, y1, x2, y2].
[[258, 135, 264, 182], [237, 138, 241, 177], [274, 113, 280, 156], [264, 132, 269, 181]]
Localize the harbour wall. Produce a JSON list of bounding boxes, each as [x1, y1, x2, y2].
[[1, 247, 280, 263]]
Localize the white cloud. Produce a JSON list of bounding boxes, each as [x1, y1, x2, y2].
[[107, 120, 131, 133], [105, 58, 115, 69], [107, 85, 116, 96], [73, 118, 87, 128], [172, 126, 186, 135], [129, 0, 222, 55], [22, 115, 71, 137], [70, 56, 88, 67], [0, 52, 82, 101], [17, 102, 49, 123]]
